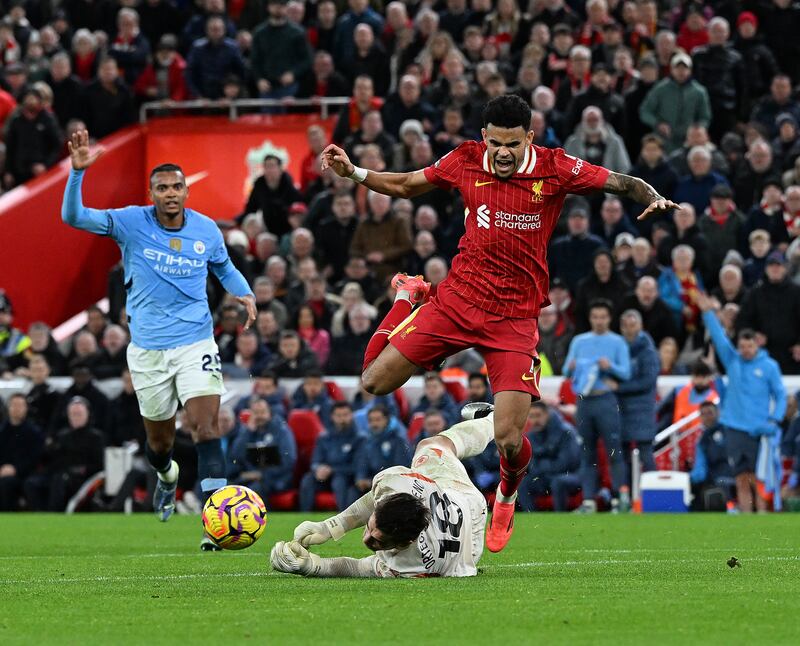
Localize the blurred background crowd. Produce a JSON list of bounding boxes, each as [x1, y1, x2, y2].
[[2, 0, 800, 513]]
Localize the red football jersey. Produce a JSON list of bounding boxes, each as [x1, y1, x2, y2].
[[423, 140, 609, 318]]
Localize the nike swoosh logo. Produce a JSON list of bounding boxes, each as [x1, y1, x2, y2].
[[521, 374, 536, 381], [186, 171, 210, 187], [474, 179, 494, 187]]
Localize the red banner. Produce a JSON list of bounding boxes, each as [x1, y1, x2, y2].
[[0, 127, 145, 329], [144, 115, 334, 219], [1, 114, 334, 329]]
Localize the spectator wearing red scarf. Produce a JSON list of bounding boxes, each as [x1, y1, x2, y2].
[[331, 75, 383, 144], [133, 35, 189, 101]]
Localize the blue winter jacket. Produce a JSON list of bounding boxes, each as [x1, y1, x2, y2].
[[616, 331, 660, 441], [703, 311, 787, 436], [310, 423, 363, 478], [227, 418, 297, 492], [354, 425, 412, 481], [527, 413, 581, 479]]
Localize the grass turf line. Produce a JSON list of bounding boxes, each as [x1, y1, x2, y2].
[[0, 513, 798, 645]]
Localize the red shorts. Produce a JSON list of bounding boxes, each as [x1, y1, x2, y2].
[[388, 283, 542, 397]]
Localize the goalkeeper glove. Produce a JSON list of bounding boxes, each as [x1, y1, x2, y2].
[[270, 541, 321, 576], [293, 520, 333, 547]]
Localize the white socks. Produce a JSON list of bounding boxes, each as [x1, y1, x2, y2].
[[441, 414, 495, 460], [157, 460, 179, 484]]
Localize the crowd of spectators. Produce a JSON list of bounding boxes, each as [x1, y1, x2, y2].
[[4, 0, 800, 511]]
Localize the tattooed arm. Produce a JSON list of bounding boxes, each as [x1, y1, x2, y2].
[[603, 172, 680, 221]]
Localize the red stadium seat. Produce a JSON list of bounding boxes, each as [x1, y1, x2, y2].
[[325, 381, 345, 402], [443, 379, 467, 404], [269, 491, 298, 511], [288, 410, 324, 465], [407, 412, 426, 443], [394, 387, 410, 423], [314, 491, 339, 511]]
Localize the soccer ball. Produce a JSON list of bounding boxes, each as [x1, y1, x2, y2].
[[202, 485, 268, 550]]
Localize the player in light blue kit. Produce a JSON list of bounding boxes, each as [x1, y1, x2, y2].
[[62, 130, 256, 550]]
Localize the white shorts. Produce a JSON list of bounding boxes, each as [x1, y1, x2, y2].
[[412, 444, 488, 569], [127, 338, 225, 421]]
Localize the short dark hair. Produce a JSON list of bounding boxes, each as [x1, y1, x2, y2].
[[699, 400, 717, 410], [8, 392, 27, 405], [738, 328, 757, 343], [482, 94, 532, 130], [690, 360, 712, 377], [258, 369, 278, 382], [368, 403, 390, 420], [332, 400, 352, 412], [149, 163, 184, 185], [468, 372, 488, 386], [304, 369, 324, 380], [530, 400, 548, 412], [641, 133, 664, 149], [374, 493, 431, 546], [424, 371, 444, 384], [588, 298, 614, 316], [263, 154, 282, 166]]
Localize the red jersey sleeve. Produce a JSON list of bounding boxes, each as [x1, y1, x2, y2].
[[552, 148, 610, 195], [423, 142, 471, 190]]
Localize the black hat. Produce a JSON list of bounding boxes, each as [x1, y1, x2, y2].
[[552, 24, 573, 37], [550, 277, 568, 290], [157, 34, 178, 51], [602, 21, 623, 32], [591, 62, 612, 74], [766, 250, 787, 265], [710, 184, 733, 199]]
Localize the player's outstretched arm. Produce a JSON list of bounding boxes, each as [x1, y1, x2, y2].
[[602, 172, 679, 221], [320, 144, 434, 198], [61, 129, 111, 235], [270, 541, 381, 578], [293, 492, 375, 546]]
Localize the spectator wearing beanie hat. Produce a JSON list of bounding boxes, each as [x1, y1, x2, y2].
[[733, 11, 778, 116]]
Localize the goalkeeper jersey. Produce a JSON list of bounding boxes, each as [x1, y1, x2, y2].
[[370, 465, 485, 578]]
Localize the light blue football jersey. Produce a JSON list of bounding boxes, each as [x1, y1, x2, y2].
[[62, 169, 253, 350]]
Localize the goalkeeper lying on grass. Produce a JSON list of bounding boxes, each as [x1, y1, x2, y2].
[[271, 403, 495, 578]]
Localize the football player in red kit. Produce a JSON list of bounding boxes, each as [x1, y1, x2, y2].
[[321, 94, 677, 551]]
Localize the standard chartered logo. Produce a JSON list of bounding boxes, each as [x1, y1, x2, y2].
[[476, 204, 491, 229], [475, 204, 541, 231]]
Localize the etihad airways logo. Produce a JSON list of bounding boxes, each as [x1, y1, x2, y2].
[[474, 204, 542, 231], [144, 248, 205, 276]]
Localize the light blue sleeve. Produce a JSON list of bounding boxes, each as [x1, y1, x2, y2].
[[702, 311, 737, 369], [607, 336, 631, 381], [208, 227, 254, 298], [562, 336, 579, 377], [690, 444, 708, 484], [61, 169, 112, 236], [767, 362, 787, 423], [61, 169, 134, 243]]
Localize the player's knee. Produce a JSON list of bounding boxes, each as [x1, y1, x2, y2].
[[493, 420, 523, 459]]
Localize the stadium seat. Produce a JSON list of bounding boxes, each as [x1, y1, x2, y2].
[[325, 381, 345, 402], [268, 490, 298, 511], [283, 410, 325, 511], [443, 379, 467, 404], [407, 412, 426, 443], [314, 491, 339, 511], [394, 387, 410, 423]]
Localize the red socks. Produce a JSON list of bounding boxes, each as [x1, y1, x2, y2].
[[361, 299, 412, 372], [499, 435, 532, 498]]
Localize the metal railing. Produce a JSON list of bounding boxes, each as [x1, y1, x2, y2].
[[653, 397, 720, 471], [139, 96, 350, 123]]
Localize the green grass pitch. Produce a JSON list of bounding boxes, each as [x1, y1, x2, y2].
[[1, 513, 799, 645]]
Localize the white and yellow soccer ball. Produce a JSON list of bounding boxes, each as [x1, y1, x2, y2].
[[202, 485, 268, 550]]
